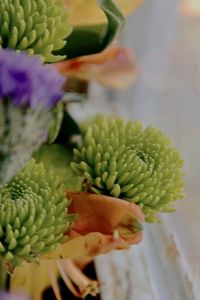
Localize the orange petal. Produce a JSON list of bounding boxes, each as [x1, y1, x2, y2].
[[67, 191, 144, 243], [54, 44, 137, 89], [43, 193, 144, 260], [181, 0, 200, 16]]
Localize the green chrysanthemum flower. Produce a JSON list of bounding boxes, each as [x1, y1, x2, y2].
[[0, 0, 72, 62], [0, 159, 73, 267], [71, 116, 184, 222]]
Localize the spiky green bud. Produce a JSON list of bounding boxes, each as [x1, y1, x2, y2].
[[71, 116, 184, 222], [0, 0, 72, 62], [0, 159, 73, 267]]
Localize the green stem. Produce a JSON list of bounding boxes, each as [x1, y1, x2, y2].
[[0, 260, 10, 290]]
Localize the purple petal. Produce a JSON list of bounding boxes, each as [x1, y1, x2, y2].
[[0, 291, 30, 300], [0, 49, 65, 109]]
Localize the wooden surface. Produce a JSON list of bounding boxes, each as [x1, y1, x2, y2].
[[71, 0, 200, 299]]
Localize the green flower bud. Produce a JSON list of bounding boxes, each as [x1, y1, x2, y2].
[[0, 0, 72, 62], [71, 116, 184, 222], [34, 144, 82, 191], [0, 159, 73, 267]]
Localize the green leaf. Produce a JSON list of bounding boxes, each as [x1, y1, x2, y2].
[[48, 102, 64, 144], [100, 0, 126, 46], [54, 0, 126, 59]]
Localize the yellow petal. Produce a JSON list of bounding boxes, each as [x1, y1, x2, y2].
[[43, 232, 132, 260], [116, 0, 143, 15], [11, 261, 58, 300], [64, 0, 143, 26]]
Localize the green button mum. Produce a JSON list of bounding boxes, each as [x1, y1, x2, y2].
[[0, 0, 72, 62], [71, 116, 184, 223], [0, 159, 73, 267]]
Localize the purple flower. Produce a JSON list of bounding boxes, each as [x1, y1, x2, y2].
[[0, 291, 29, 300], [0, 49, 65, 109]]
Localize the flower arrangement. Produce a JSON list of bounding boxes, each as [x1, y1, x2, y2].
[[0, 1, 184, 300]]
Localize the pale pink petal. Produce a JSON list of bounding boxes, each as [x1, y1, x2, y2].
[[54, 45, 137, 89]]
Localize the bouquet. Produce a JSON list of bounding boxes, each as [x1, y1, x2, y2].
[[0, 1, 184, 299]]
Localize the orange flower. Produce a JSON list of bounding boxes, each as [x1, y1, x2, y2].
[[67, 191, 144, 255], [54, 44, 137, 89]]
